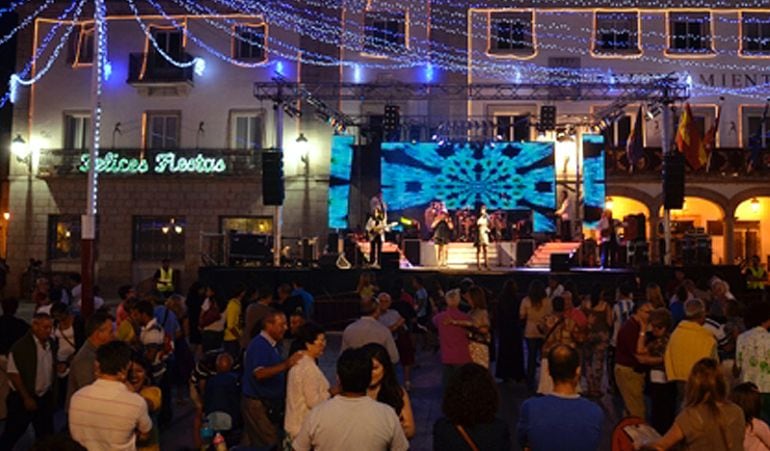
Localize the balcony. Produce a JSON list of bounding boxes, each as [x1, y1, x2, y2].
[[606, 147, 770, 180], [127, 52, 194, 96], [37, 148, 264, 178]]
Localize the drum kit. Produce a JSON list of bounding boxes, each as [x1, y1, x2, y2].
[[452, 207, 508, 242]]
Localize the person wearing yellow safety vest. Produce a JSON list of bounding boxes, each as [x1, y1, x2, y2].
[[745, 255, 768, 290], [153, 259, 179, 296]]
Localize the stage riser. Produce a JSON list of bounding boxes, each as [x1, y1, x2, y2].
[[416, 241, 521, 268]]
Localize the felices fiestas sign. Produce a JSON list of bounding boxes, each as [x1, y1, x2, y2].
[[78, 151, 227, 175]]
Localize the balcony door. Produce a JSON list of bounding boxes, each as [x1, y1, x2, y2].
[[149, 29, 183, 73], [734, 221, 761, 263]]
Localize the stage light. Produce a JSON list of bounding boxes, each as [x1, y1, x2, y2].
[[353, 64, 362, 83], [751, 197, 760, 213], [103, 60, 112, 81]]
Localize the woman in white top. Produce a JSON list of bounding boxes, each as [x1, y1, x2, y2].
[[284, 322, 331, 440], [475, 204, 491, 270]]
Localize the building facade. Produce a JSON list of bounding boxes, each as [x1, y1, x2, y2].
[[4, 0, 770, 295]]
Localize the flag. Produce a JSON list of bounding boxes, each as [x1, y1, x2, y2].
[[675, 103, 707, 170], [702, 104, 721, 171], [626, 105, 644, 169]]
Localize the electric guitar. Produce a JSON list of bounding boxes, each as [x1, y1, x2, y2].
[[366, 221, 398, 241]]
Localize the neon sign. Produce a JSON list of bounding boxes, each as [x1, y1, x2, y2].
[[78, 151, 227, 175]]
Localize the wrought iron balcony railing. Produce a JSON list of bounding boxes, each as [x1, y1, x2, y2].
[[127, 52, 194, 84], [606, 146, 770, 178]]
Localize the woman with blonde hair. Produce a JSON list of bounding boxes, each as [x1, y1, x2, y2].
[[653, 358, 745, 450], [645, 282, 666, 309]]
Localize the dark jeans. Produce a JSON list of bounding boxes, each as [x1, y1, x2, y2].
[[650, 381, 677, 434], [560, 219, 572, 241], [0, 390, 54, 449], [370, 238, 382, 265], [600, 240, 618, 268], [525, 338, 543, 390]]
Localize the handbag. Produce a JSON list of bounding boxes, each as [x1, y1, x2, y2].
[[455, 424, 479, 451]]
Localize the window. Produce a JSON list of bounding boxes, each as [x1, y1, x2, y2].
[[221, 216, 273, 234], [233, 25, 266, 61], [68, 24, 94, 65], [488, 12, 535, 55], [145, 112, 180, 149], [229, 111, 263, 149], [594, 11, 640, 54], [364, 11, 406, 54], [743, 108, 770, 150], [495, 115, 531, 141], [149, 29, 183, 69], [133, 216, 186, 261], [48, 215, 82, 260], [742, 13, 770, 55], [64, 113, 91, 150], [668, 12, 713, 54]]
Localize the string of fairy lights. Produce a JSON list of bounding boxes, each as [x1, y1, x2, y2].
[[3, 0, 770, 112]]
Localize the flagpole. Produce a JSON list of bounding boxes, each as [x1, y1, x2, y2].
[[662, 104, 673, 266]]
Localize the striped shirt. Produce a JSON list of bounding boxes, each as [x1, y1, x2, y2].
[[69, 379, 152, 451]]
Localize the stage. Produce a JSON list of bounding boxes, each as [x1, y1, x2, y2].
[[198, 263, 743, 330]]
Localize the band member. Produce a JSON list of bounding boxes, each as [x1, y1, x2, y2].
[[423, 201, 440, 240], [475, 204, 491, 270], [365, 207, 386, 267], [370, 191, 387, 222], [554, 191, 574, 242], [598, 209, 618, 268], [431, 206, 453, 267]]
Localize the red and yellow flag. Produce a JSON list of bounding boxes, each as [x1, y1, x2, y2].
[[675, 103, 707, 170]]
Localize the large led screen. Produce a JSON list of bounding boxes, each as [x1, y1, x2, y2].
[[381, 141, 556, 232], [328, 135, 354, 229], [582, 134, 606, 227]]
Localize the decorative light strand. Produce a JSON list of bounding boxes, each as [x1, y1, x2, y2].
[[0, 0, 55, 48]]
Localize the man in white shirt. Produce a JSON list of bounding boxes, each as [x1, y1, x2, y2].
[[0, 313, 56, 449], [340, 298, 399, 364], [293, 348, 408, 451], [736, 302, 770, 419], [69, 340, 152, 451]]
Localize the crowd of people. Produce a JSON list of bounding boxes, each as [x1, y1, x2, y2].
[[0, 261, 768, 450]]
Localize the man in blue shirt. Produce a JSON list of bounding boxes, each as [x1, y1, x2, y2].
[[517, 344, 604, 451], [291, 280, 314, 319], [241, 309, 303, 448]]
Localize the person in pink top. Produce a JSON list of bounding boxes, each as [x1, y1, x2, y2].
[[434, 289, 472, 387], [732, 382, 770, 451]]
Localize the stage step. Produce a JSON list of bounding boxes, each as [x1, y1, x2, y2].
[[527, 241, 582, 268]]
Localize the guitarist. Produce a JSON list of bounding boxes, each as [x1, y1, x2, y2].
[[366, 207, 387, 268]]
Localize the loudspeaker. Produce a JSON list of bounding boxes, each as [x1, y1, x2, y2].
[[515, 239, 535, 266], [663, 153, 685, 210], [539, 105, 557, 131], [381, 252, 400, 270], [319, 254, 338, 270], [403, 239, 421, 266], [550, 253, 574, 271], [262, 151, 284, 206]]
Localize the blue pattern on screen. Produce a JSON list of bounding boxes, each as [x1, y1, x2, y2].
[[328, 135, 354, 229], [381, 141, 556, 232], [582, 134, 606, 228]]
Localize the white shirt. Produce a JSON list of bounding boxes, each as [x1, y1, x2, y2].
[[201, 298, 225, 332], [293, 395, 408, 451], [7, 336, 53, 396], [546, 284, 565, 300], [556, 197, 574, 220], [284, 354, 331, 439], [76, 296, 105, 312], [55, 325, 77, 377], [140, 318, 165, 347], [69, 379, 152, 451], [737, 327, 770, 393], [340, 317, 399, 364]]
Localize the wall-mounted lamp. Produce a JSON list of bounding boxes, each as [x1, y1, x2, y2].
[[605, 197, 614, 210], [296, 133, 309, 166], [2, 212, 9, 221], [751, 197, 760, 214], [10, 134, 29, 162]]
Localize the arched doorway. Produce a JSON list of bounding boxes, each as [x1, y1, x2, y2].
[[604, 196, 651, 239], [734, 197, 770, 265], [658, 197, 725, 264]]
